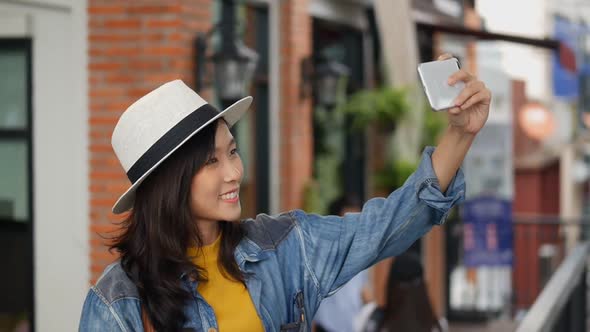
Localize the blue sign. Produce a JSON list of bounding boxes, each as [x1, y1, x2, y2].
[[553, 16, 580, 100], [461, 196, 513, 267]]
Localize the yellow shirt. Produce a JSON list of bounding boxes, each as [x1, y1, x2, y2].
[[189, 235, 265, 332]]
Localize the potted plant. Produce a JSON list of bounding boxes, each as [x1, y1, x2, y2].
[[338, 86, 413, 132]]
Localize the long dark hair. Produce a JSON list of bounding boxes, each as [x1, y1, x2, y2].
[[379, 253, 442, 332], [110, 119, 246, 331]]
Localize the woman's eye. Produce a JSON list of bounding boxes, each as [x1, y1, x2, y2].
[[230, 148, 239, 155], [206, 157, 218, 165]]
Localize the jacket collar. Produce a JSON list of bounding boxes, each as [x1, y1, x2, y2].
[[234, 237, 273, 269], [179, 235, 273, 282]]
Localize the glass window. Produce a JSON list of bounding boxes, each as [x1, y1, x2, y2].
[[0, 141, 28, 220], [0, 50, 28, 129], [0, 39, 32, 332]]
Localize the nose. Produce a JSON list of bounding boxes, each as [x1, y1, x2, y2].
[[223, 160, 242, 183]]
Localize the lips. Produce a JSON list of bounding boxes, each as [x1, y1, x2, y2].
[[219, 188, 239, 202]]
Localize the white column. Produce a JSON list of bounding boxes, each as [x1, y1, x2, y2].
[[373, 0, 423, 163]]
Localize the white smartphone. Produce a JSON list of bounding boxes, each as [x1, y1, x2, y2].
[[418, 58, 464, 111]]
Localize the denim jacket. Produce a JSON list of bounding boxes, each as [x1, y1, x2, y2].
[[79, 147, 465, 332]]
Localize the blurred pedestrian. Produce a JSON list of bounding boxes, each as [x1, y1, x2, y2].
[[355, 252, 448, 332]]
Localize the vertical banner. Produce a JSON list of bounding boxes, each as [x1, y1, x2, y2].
[[553, 16, 580, 101], [462, 197, 513, 267]]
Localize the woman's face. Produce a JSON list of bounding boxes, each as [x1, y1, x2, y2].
[[190, 121, 243, 223]]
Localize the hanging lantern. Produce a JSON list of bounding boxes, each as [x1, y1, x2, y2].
[[518, 101, 555, 141], [194, 0, 259, 105], [314, 59, 350, 109]]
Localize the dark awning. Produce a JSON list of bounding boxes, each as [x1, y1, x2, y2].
[[415, 20, 580, 72], [415, 20, 560, 50]]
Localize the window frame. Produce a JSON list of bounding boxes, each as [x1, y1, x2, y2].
[[0, 38, 33, 224], [0, 37, 35, 331]]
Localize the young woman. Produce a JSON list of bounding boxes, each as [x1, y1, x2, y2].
[[79, 54, 491, 331]]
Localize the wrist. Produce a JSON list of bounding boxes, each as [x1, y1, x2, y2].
[[446, 124, 476, 144]]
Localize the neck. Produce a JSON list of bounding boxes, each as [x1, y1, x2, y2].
[[196, 219, 221, 246]]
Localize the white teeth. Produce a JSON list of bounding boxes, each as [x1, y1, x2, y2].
[[221, 192, 238, 200]]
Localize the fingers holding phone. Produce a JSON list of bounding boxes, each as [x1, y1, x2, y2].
[[418, 57, 464, 111], [419, 54, 491, 135]]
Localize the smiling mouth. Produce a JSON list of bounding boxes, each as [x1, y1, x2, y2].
[[219, 189, 239, 202]]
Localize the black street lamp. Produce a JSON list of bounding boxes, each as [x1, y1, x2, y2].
[[195, 0, 258, 105], [314, 58, 350, 109]]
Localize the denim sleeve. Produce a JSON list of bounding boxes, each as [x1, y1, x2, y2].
[[293, 146, 465, 297], [79, 288, 124, 332]]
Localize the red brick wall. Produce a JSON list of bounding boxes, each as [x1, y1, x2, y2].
[[88, 0, 213, 283], [279, 0, 313, 211], [514, 164, 560, 214]]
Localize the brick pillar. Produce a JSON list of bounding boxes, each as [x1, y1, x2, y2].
[[88, 0, 213, 283], [512, 78, 561, 309], [279, 0, 313, 210], [513, 163, 561, 309]]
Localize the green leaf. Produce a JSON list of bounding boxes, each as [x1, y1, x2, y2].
[[337, 86, 412, 131]]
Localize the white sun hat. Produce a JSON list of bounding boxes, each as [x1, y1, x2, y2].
[[110, 79, 252, 214]]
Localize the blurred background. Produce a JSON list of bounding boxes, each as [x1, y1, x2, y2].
[[1, 0, 590, 331]]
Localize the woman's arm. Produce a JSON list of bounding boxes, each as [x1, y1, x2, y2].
[[432, 53, 491, 193], [293, 146, 465, 297], [432, 126, 474, 193], [295, 54, 490, 298]]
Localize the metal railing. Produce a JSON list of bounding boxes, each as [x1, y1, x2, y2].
[[512, 216, 590, 310], [516, 241, 589, 332]]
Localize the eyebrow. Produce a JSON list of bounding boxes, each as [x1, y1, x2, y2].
[[215, 138, 235, 151]]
